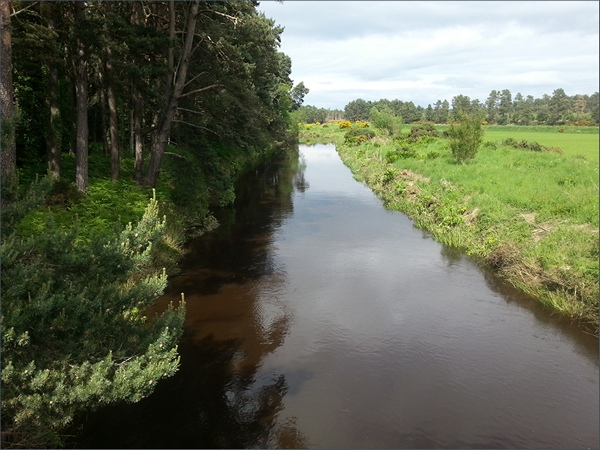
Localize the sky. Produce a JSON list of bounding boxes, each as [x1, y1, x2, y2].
[[257, 1, 599, 110]]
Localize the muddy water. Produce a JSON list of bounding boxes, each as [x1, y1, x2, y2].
[[79, 144, 598, 449]]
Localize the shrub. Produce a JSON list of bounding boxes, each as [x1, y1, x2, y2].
[[448, 113, 484, 163], [344, 127, 375, 145], [338, 120, 353, 129], [501, 138, 562, 154], [409, 122, 438, 142], [369, 107, 403, 137]]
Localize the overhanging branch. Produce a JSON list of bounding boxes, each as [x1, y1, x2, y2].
[[178, 84, 221, 99]]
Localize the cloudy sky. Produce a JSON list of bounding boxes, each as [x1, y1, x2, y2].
[[257, 1, 599, 110]]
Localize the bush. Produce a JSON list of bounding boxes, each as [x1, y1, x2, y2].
[[344, 127, 375, 145], [409, 122, 438, 142], [448, 113, 484, 163], [369, 107, 403, 137], [501, 138, 563, 154]]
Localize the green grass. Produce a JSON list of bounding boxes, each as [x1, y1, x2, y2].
[[483, 128, 599, 162], [300, 122, 599, 333]]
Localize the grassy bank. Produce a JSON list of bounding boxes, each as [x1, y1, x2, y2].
[[300, 122, 599, 333]]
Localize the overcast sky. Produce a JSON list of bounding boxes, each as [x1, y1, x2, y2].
[[257, 1, 599, 110]]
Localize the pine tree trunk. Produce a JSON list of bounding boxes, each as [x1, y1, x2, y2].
[[43, 3, 61, 181], [74, 1, 88, 193], [1, 1, 16, 184], [133, 85, 144, 184], [106, 46, 120, 181], [47, 61, 61, 180], [104, 2, 119, 181], [144, 1, 199, 188]]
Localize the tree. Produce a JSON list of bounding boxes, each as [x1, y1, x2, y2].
[[449, 112, 484, 164], [74, 1, 89, 193], [41, 2, 61, 181], [1, 188, 186, 448], [485, 89, 498, 124], [1, 0, 16, 185], [547, 88, 570, 125], [425, 104, 434, 122], [144, 1, 229, 187], [451, 94, 471, 119], [290, 81, 309, 110], [433, 99, 450, 124], [344, 98, 371, 122], [497, 89, 512, 125]]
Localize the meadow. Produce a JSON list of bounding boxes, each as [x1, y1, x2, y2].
[[300, 122, 599, 332]]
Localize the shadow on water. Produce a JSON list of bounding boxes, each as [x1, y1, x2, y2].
[[72, 152, 310, 449]]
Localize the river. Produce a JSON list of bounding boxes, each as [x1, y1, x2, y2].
[[78, 143, 599, 449]]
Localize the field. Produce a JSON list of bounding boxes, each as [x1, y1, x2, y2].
[[299, 122, 599, 332], [482, 126, 599, 162]]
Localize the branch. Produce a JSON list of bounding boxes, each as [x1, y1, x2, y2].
[[183, 71, 209, 89], [196, 9, 241, 26], [173, 120, 221, 137], [177, 107, 205, 116], [164, 152, 187, 160], [178, 84, 221, 99], [11, 2, 39, 17]]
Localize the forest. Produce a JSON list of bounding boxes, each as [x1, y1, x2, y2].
[[1, 1, 305, 447]]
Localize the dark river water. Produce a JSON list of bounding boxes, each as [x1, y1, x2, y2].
[[78, 144, 599, 449]]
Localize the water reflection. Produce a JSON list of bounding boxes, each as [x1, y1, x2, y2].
[[76, 153, 309, 448]]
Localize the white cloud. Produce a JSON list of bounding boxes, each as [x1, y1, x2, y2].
[[258, 1, 599, 109]]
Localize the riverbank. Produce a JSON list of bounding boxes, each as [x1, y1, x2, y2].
[[300, 123, 599, 334]]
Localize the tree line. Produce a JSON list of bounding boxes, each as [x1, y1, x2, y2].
[[296, 88, 599, 126], [1, 0, 305, 193]]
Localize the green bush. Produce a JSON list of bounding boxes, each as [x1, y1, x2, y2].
[[344, 127, 375, 145], [449, 113, 484, 163], [501, 138, 563, 154], [369, 107, 403, 137], [409, 122, 438, 141]]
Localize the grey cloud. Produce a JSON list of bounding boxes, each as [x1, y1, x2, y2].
[[259, 1, 599, 109]]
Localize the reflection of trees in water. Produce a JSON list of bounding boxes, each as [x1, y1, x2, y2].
[[294, 154, 309, 192], [74, 150, 309, 448]]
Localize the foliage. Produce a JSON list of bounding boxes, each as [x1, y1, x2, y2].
[[501, 138, 563, 154], [344, 98, 371, 122], [1, 184, 186, 448], [344, 127, 375, 145], [408, 122, 438, 142], [448, 113, 484, 163], [368, 107, 403, 137]]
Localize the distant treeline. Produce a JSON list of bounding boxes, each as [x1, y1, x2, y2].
[[296, 89, 599, 126]]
